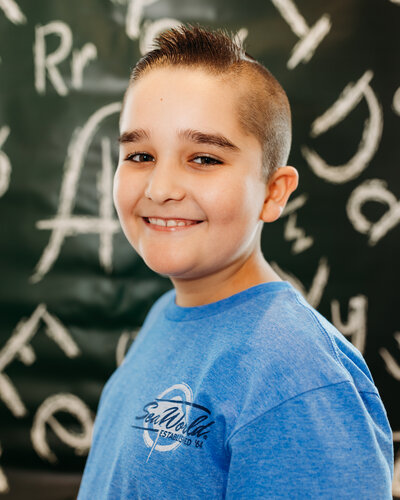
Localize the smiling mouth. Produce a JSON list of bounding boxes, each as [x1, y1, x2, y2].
[[143, 217, 203, 228]]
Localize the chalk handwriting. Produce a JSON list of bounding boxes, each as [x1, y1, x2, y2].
[[116, 328, 140, 367], [98, 137, 115, 272], [380, 332, 400, 381], [280, 194, 314, 253], [393, 452, 400, 498], [393, 87, 400, 116], [122, 0, 247, 55], [302, 71, 383, 184], [71, 43, 98, 89], [283, 213, 314, 254], [34, 21, 98, 96], [0, 305, 80, 417], [31, 102, 121, 283], [0, 125, 11, 197], [123, 0, 182, 54], [34, 21, 72, 96], [0, 442, 8, 494], [271, 257, 330, 308], [331, 295, 368, 353], [0, 0, 26, 24], [125, 0, 160, 40], [270, 0, 331, 69], [139, 18, 183, 55], [282, 193, 308, 216], [234, 28, 249, 48], [272, 261, 368, 350], [346, 178, 400, 246], [31, 393, 93, 463], [380, 328, 400, 493]]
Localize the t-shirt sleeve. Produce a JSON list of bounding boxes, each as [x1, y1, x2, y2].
[[225, 381, 393, 499]]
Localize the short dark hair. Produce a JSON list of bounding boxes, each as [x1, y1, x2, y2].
[[125, 24, 291, 179]]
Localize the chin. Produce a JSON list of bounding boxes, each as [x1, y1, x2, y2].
[[143, 257, 191, 279], [147, 261, 209, 281], [140, 246, 197, 277]]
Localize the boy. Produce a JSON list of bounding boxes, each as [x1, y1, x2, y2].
[[78, 25, 393, 498]]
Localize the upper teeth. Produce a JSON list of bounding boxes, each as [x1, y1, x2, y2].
[[148, 218, 195, 227]]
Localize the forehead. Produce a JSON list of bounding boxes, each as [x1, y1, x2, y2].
[[120, 67, 246, 140], [126, 66, 237, 102]]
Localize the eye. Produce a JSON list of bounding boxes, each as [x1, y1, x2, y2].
[[125, 152, 155, 163], [191, 155, 222, 166]]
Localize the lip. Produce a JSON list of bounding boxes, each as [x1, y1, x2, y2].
[[142, 217, 204, 232]]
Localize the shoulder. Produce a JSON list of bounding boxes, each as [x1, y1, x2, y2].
[[234, 282, 342, 380], [226, 282, 379, 421]]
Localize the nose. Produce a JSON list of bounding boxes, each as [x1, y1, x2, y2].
[[144, 160, 185, 204]]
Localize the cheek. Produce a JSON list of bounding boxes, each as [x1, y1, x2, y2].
[[113, 167, 137, 217], [113, 170, 123, 214], [203, 180, 262, 227]]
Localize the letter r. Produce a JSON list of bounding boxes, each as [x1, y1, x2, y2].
[[34, 21, 73, 96]]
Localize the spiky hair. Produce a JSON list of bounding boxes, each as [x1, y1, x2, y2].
[[126, 24, 291, 178]]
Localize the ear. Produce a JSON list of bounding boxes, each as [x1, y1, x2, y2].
[[260, 166, 299, 223]]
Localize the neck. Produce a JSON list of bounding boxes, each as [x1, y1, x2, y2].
[[170, 249, 281, 307]]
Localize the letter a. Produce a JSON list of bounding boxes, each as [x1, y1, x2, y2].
[[31, 102, 121, 283], [347, 178, 400, 245]]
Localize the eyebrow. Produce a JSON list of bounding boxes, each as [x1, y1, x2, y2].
[[118, 128, 240, 152], [118, 128, 150, 144]]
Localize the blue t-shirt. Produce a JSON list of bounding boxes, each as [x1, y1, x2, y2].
[[78, 281, 393, 499]]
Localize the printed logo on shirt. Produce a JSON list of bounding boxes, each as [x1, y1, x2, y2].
[[131, 382, 215, 462]]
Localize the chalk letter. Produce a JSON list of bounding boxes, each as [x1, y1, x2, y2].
[[302, 71, 383, 184], [0, 0, 26, 24], [34, 21, 73, 96], [140, 21, 247, 56], [331, 295, 368, 353], [0, 305, 80, 417], [393, 454, 400, 499], [393, 87, 400, 116], [381, 330, 400, 497], [124, 0, 247, 57], [347, 179, 400, 245], [125, 0, 159, 40], [31, 393, 93, 463], [71, 43, 97, 89], [31, 103, 121, 283], [0, 442, 9, 493], [281, 194, 313, 253], [116, 328, 140, 367], [380, 332, 400, 381], [284, 213, 314, 254], [139, 18, 183, 55], [0, 126, 11, 197], [270, 0, 331, 69], [271, 257, 330, 308]]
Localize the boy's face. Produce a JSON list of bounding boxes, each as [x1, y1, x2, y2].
[[114, 67, 269, 282]]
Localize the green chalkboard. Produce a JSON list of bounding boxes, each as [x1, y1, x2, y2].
[[0, 0, 399, 498]]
